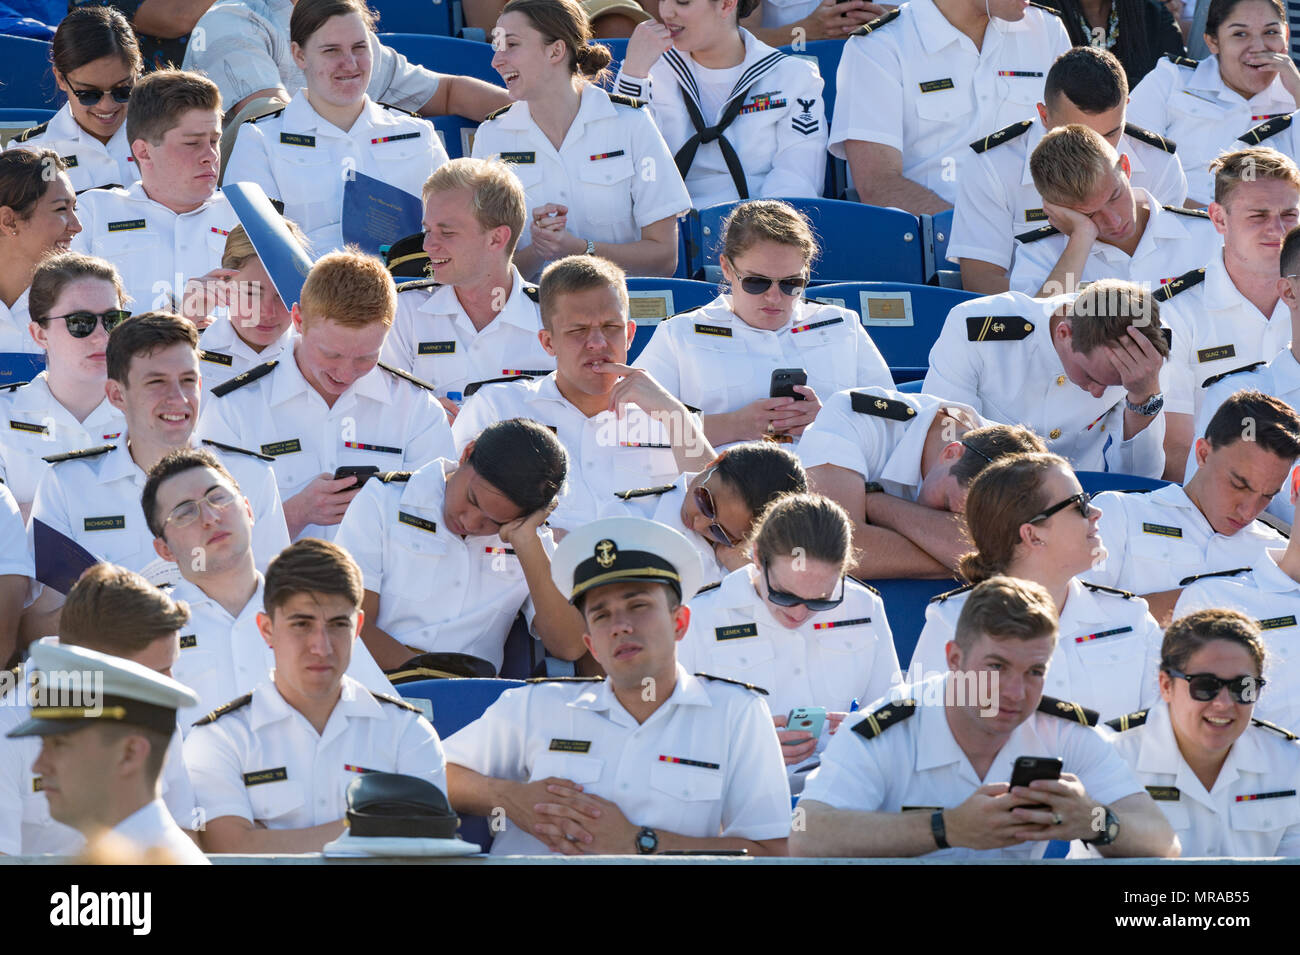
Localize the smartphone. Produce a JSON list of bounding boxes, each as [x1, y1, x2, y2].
[[1008, 756, 1062, 809], [770, 368, 808, 400], [787, 706, 827, 739], [333, 465, 379, 489]]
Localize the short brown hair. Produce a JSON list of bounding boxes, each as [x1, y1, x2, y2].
[[1030, 124, 1120, 206], [960, 452, 1070, 583], [142, 447, 241, 539], [949, 423, 1047, 488], [105, 311, 198, 384], [0, 148, 65, 219], [953, 575, 1058, 653], [502, 0, 612, 81], [1211, 147, 1300, 206], [290, 0, 376, 47], [720, 199, 817, 270], [221, 218, 310, 271], [126, 68, 220, 149], [537, 254, 628, 331], [29, 252, 126, 322], [1163, 608, 1267, 677], [1067, 279, 1168, 357], [299, 248, 396, 329], [1203, 389, 1300, 459], [747, 492, 854, 575], [264, 538, 364, 617], [60, 563, 190, 655], [423, 158, 527, 259]]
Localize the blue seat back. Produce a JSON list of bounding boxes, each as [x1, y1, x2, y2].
[[0, 36, 60, 109], [871, 577, 962, 670], [371, 0, 456, 36], [1075, 471, 1170, 494], [929, 208, 956, 273], [625, 277, 718, 361], [427, 114, 479, 159], [379, 33, 503, 88], [593, 37, 629, 89]]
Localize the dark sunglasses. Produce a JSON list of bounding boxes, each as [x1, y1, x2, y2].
[[46, 309, 130, 338], [960, 439, 993, 464], [1028, 491, 1095, 524], [68, 84, 133, 106], [1164, 668, 1264, 704], [725, 257, 808, 296], [763, 561, 846, 612], [692, 467, 736, 547]]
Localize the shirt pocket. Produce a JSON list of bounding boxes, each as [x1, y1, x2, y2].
[[1127, 532, 1201, 584], [275, 145, 340, 220], [609, 445, 678, 494], [995, 72, 1044, 111], [649, 760, 725, 802], [247, 778, 307, 826], [678, 330, 747, 411], [264, 446, 321, 496], [790, 323, 857, 392], [1156, 798, 1191, 835], [1071, 627, 1151, 713], [578, 155, 636, 225], [388, 527, 447, 601], [912, 85, 965, 133], [530, 752, 604, 785], [1228, 793, 1300, 838], [103, 230, 168, 308], [706, 636, 778, 694]]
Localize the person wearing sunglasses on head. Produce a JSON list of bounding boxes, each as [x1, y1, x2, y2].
[[680, 492, 899, 785], [613, 441, 807, 588], [0, 253, 128, 517], [633, 200, 890, 448], [909, 452, 1164, 723], [1102, 608, 1300, 859], [6, 8, 142, 196]]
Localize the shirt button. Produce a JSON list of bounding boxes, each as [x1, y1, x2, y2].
[[1049, 428, 1061, 439], [793, 668, 802, 675], [621, 783, 629, 790], [1056, 375, 1066, 386]]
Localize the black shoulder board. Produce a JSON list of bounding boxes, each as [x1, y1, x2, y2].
[[521, 283, 539, 303], [211, 359, 278, 398], [192, 692, 253, 727], [377, 470, 412, 483], [614, 484, 675, 500], [485, 103, 513, 121], [930, 582, 974, 604], [605, 91, 646, 108], [848, 575, 882, 596], [201, 438, 274, 462], [966, 315, 1034, 342], [1037, 695, 1099, 726], [1153, 267, 1205, 303], [970, 119, 1033, 155], [851, 697, 917, 739], [1252, 717, 1299, 741], [1201, 360, 1266, 389], [1178, 566, 1251, 587], [1239, 112, 1294, 145], [42, 443, 116, 465], [379, 102, 419, 117], [525, 675, 605, 683], [1169, 54, 1199, 68], [0, 379, 28, 393], [850, 6, 900, 36], [694, 580, 722, 594], [849, 390, 917, 420], [1015, 224, 1061, 243], [372, 691, 422, 713], [13, 120, 49, 143], [1104, 709, 1149, 732], [464, 373, 532, 397], [695, 672, 769, 695], [396, 278, 441, 293], [377, 360, 437, 393], [1081, 581, 1137, 599], [1123, 122, 1176, 153], [247, 107, 285, 123], [1162, 205, 1210, 219]]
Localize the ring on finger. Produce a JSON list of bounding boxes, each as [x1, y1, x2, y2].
[[1051, 812, 1063, 826]]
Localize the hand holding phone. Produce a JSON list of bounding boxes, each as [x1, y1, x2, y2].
[[1008, 756, 1062, 810], [770, 367, 809, 400], [333, 465, 379, 490], [787, 706, 827, 739]]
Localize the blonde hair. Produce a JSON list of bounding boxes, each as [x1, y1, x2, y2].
[[953, 576, 1058, 653], [746, 492, 854, 575], [1030, 124, 1120, 205], [720, 199, 817, 268], [221, 219, 310, 271], [423, 157, 527, 258], [1211, 147, 1300, 206], [299, 247, 395, 329], [537, 254, 628, 331]]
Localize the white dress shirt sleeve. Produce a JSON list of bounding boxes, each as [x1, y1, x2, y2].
[[798, 709, 891, 810], [335, 479, 387, 593], [719, 692, 794, 840], [441, 685, 530, 779], [628, 109, 692, 230], [922, 312, 986, 411], [221, 122, 281, 201], [184, 724, 256, 824], [828, 35, 902, 159], [947, 152, 1016, 269], [758, 63, 828, 201], [394, 711, 449, 796]]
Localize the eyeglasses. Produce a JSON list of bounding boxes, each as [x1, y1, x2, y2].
[[960, 439, 993, 464], [68, 83, 133, 107], [165, 486, 237, 528], [763, 561, 846, 611], [725, 257, 808, 297], [693, 467, 737, 547], [1027, 491, 1095, 524], [1164, 668, 1265, 704], [45, 309, 130, 338]]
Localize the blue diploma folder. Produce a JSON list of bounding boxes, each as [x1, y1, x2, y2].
[[224, 182, 315, 309], [342, 172, 423, 256]]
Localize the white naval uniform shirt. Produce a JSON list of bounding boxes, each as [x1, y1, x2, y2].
[[610, 31, 828, 210], [1109, 702, 1300, 858], [169, 574, 396, 734], [441, 666, 792, 856], [27, 437, 290, 582], [798, 673, 1144, 859], [452, 373, 682, 533], [197, 318, 295, 408], [797, 386, 985, 499], [922, 291, 1166, 476], [632, 295, 891, 420], [0, 288, 37, 356], [0, 373, 125, 508], [1128, 54, 1296, 205], [114, 799, 210, 865], [908, 577, 1163, 721], [223, 92, 448, 255], [1008, 189, 1222, 295], [949, 119, 1189, 271], [471, 84, 691, 276], [195, 350, 455, 541], [1089, 483, 1286, 593], [69, 183, 238, 317], [5, 104, 136, 194], [379, 268, 554, 401], [0, 481, 31, 580], [829, 0, 1070, 204], [1161, 251, 1292, 419], [1234, 110, 1300, 162], [608, 471, 725, 588], [183, 674, 447, 831], [333, 460, 555, 672]]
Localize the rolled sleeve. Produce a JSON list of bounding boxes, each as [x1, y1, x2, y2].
[[629, 111, 691, 229], [371, 36, 441, 113], [799, 710, 888, 811], [720, 694, 794, 840], [335, 479, 387, 593], [184, 725, 257, 825]]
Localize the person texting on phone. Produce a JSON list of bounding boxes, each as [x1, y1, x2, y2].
[[790, 575, 1179, 858], [632, 200, 890, 448]]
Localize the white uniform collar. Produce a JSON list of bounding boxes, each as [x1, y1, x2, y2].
[[572, 663, 713, 720], [1058, 575, 1109, 624], [1250, 547, 1300, 594], [1148, 482, 1216, 535], [1201, 249, 1289, 326], [1134, 701, 1270, 804], [10, 372, 120, 433], [713, 564, 762, 610], [399, 458, 453, 527], [877, 390, 978, 495], [200, 315, 295, 361], [170, 571, 264, 619], [47, 103, 84, 141], [420, 265, 538, 332], [274, 342, 390, 406], [497, 83, 617, 133], [1190, 54, 1291, 107], [255, 673, 383, 731], [1266, 347, 1300, 393], [1020, 119, 1048, 186], [663, 29, 784, 108], [113, 798, 177, 841], [122, 180, 224, 218]]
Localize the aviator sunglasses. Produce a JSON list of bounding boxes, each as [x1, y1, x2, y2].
[[693, 467, 737, 547], [724, 256, 809, 296], [45, 309, 130, 338]]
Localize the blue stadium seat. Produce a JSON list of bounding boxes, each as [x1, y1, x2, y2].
[[0, 36, 60, 109], [870, 577, 962, 670], [0, 107, 54, 142], [808, 281, 976, 383], [625, 276, 718, 362], [428, 114, 479, 159], [378, 33, 503, 88], [926, 208, 957, 277], [895, 378, 924, 392], [593, 37, 629, 89], [371, 0, 456, 37], [1075, 471, 1170, 494]]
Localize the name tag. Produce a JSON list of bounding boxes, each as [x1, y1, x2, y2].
[[243, 767, 288, 786], [715, 623, 758, 640], [694, 323, 732, 337], [919, 78, 955, 93], [418, 341, 456, 355], [398, 511, 437, 534], [60, 155, 78, 168], [791, 317, 843, 334], [107, 219, 145, 232], [9, 420, 45, 434], [1074, 625, 1133, 644], [1197, 344, 1236, 363], [83, 516, 125, 531], [179, 634, 197, 649], [812, 617, 871, 630], [280, 133, 315, 147], [658, 754, 720, 770], [1259, 615, 1297, 630], [1142, 522, 1182, 538], [589, 149, 625, 161], [200, 350, 233, 366], [1236, 790, 1297, 802], [1024, 208, 1047, 222], [260, 439, 302, 457], [500, 151, 535, 164], [549, 739, 591, 753], [371, 132, 421, 144], [343, 441, 401, 454], [1145, 786, 1180, 801]]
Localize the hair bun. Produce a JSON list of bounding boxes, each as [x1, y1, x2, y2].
[[576, 41, 612, 76]]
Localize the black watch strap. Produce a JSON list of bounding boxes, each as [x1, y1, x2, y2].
[[930, 810, 950, 849]]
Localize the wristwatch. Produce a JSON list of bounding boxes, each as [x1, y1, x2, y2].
[[584, 238, 596, 255], [1124, 392, 1164, 416], [635, 826, 658, 854], [930, 810, 950, 849], [1083, 805, 1121, 846]]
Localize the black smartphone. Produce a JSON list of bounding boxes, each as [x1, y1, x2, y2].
[[333, 465, 379, 489], [1009, 756, 1062, 809], [770, 367, 808, 400]]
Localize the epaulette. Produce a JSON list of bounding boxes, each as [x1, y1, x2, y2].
[[464, 373, 532, 397], [377, 360, 437, 392], [614, 484, 675, 500], [1037, 695, 1099, 726], [1239, 112, 1293, 145], [1028, 1, 1064, 15], [192, 692, 252, 726], [1081, 581, 1137, 599], [246, 107, 285, 123], [485, 103, 513, 121], [521, 283, 539, 303], [1105, 709, 1149, 732], [694, 581, 722, 594], [1201, 360, 1266, 389], [1163, 205, 1210, 219], [849, 7, 900, 36], [201, 438, 274, 462], [1015, 224, 1061, 243], [1124, 122, 1175, 153], [970, 119, 1033, 155], [42, 443, 115, 465], [379, 102, 419, 117], [1153, 267, 1205, 303], [396, 278, 440, 293], [1252, 717, 1299, 741], [1168, 54, 1199, 68], [1178, 566, 1251, 587], [0, 379, 28, 392], [13, 120, 49, 143], [930, 582, 974, 604], [966, 315, 1035, 341], [371, 691, 422, 713], [848, 575, 882, 596], [849, 390, 917, 420], [210, 359, 277, 398], [525, 675, 604, 683], [376, 470, 412, 483], [694, 672, 769, 695], [606, 91, 646, 109], [851, 697, 917, 739]]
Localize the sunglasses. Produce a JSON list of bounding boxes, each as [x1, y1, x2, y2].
[[46, 309, 130, 338], [165, 486, 238, 529], [960, 439, 993, 464], [68, 83, 133, 106], [1164, 668, 1264, 704], [763, 561, 846, 611], [1028, 491, 1095, 524], [693, 467, 737, 547], [725, 257, 808, 297]]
